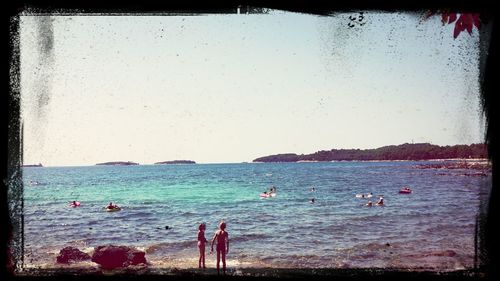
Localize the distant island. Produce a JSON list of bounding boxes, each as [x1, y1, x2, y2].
[[22, 163, 43, 167], [253, 143, 488, 162], [95, 161, 139, 166], [154, 160, 196, 165]]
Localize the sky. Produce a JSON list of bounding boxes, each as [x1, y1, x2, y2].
[[19, 11, 486, 166]]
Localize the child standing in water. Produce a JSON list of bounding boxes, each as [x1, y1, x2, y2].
[[210, 221, 229, 275], [197, 223, 207, 269]]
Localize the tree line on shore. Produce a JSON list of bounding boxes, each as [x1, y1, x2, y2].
[[252, 143, 488, 162]]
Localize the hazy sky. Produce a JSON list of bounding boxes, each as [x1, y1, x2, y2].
[[19, 11, 485, 166]]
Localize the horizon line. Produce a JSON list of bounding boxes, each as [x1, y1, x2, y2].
[[21, 142, 487, 168]]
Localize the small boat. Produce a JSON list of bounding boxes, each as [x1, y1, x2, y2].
[[399, 187, 412, 194]]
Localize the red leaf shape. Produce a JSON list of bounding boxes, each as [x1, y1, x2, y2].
[[441, 13, 447, 24], [448, 13, 457, 24], [441, 12, 458, 24], [453, 20, 462, 38], [424, 10, 436, 20], [459, 14, 470, 34], [472, 14, 481, 28], [465, 14, 476, 34]]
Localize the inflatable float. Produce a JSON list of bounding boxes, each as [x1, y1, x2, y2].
[[260, 193, 276, 198], [69, 201, 81, 208], [399, 187, 412, 194], [105, 206, 121, 212]]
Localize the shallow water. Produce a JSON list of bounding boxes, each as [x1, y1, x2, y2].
[[21, 161, 490, 270]]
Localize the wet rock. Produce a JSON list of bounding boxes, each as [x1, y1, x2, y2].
[[91, 245, 147, 269], [418, 250, 457, 258], [56, 246, 91, 264], [432, 250, 457, 257]]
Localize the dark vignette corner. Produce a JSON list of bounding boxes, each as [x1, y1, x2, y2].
[[3, 1, 498, 281]]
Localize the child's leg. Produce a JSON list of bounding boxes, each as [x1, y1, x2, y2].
[[216, 249, 221, 274], [201, 247, 206, 268], [221, 250, 226, 274], [198, 247, 202, 268]]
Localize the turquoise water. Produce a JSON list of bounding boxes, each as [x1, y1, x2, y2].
[[22, 161, 490, 269]]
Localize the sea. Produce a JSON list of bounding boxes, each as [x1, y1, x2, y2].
[[21, 161, 491, 271]]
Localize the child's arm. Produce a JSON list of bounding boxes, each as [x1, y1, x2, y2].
[[210, 231, 218, 252], [226, 232, 229, 253]]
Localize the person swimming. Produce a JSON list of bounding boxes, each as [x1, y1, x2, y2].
[[269, 186, 277, 193], [365, 200, 373, 207], [69, 200, 80, 207], [376, 196, 384, 206], [107, 202, 118, 209]]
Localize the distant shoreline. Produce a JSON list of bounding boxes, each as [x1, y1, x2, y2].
[[95, 161, 139, 166], [253, 158, 490, 163], [21, 158, 490, 168], [252, 143, 488, 163], [154, 160, 196, 165], [21, 163, 43, 167]]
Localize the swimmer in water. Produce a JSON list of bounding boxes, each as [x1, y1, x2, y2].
[[376, 196, 384, 206], [269, 186, 277, 193], [107, 202, 118, 209]]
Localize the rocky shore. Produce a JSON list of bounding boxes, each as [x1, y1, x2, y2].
[[17, 243, 484, 278], [18, 265, 481, 278], [413, 160, 491, 177], [55, 245, 147, 270]]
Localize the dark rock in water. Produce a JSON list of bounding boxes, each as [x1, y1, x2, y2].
[[91, 245, 147, 269], [56, 246, 91, 264]]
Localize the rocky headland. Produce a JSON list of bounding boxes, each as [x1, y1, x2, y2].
[[154, 160, 196, 165], [95, 161, 139, 166], [22, 163, 43, 167]]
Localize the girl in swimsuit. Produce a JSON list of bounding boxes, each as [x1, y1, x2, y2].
[[197, 223, 207, 269]]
